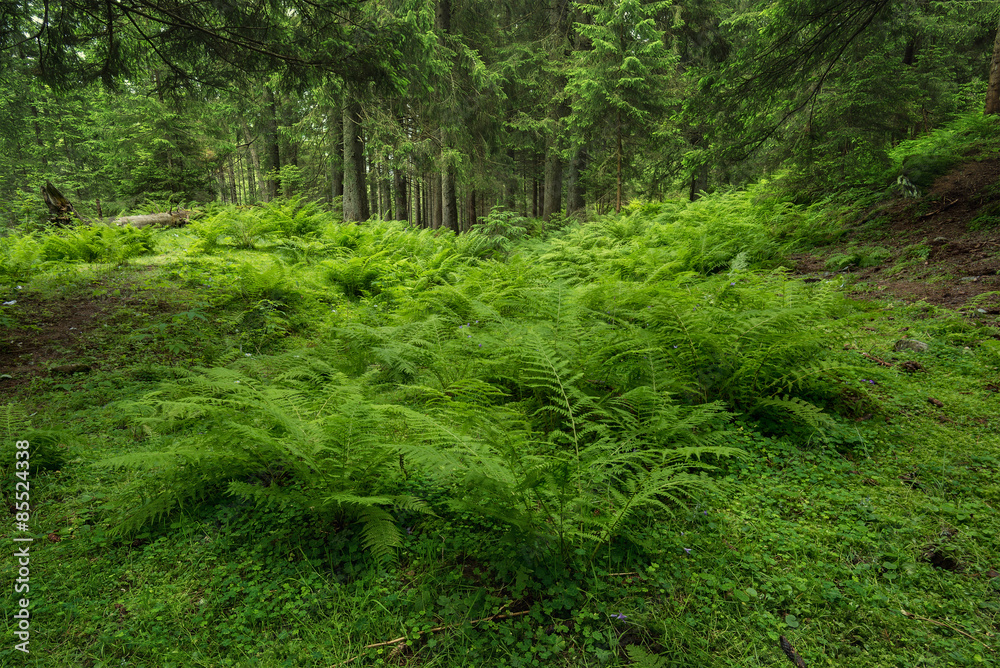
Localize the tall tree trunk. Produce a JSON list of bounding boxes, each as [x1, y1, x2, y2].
[[543, 147, 563, 220], [380, 167, 392, 218], [566, 146, 586, 216], [30, 105, 47, 168], [242, 121, 262, 201], [280, 102, 298, 197], [442, 165, 457, 230], [343, 101, 369, 221], [532, 172, 539, 218], [986, 18, 1000, 115], [615, 110, 623, 213], [542, 0, 571, 221], [505, 149, 517, 210], [416, 175, 423, 227], [436, 0, 452, 33], [393, 169, 407, 222], [431, 173, 443, 229], [368, 152, 378, 217], [689, 164, 709, 202], [331, 105, 344, 201], [228, 154, 238, 205], [262, 88, 281, 201], [467, 188, 478, 230]]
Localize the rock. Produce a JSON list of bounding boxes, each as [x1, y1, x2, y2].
[[894, 339, 929, 353]]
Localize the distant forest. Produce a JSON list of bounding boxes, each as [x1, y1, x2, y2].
[[2, 1, 998, 225]]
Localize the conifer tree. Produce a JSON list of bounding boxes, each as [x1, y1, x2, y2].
[[566, 0, 678, 212]]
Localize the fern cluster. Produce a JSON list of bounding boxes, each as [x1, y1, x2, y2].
[[39, 224, 155, 263], [189, 197, 332, 251], [96, 360, 426, 562], [97, 191, 865, 562], [0, 232, 44, 287]]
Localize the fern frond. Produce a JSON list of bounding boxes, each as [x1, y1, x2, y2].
[[0, 402, 29, 441], [754, 395, 837, 434]]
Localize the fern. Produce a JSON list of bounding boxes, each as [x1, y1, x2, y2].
[[95, 359, 424, 561], [390, 330, 742, 563], [626, 645, 669, 668], [753, 395, 838, 437], [0, 402, 29, 442]]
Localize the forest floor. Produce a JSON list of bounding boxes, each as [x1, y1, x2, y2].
[[790, 158, 1000, 319], [0, 267, 169, 394]]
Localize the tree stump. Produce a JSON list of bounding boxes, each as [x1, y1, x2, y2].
[[41, 181, 86, 226]]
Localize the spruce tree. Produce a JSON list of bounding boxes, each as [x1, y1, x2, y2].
[[566, 0, 678, 212]]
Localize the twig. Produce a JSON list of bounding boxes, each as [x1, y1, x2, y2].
[[780, 635, 807, 667], [331, 610, 532, 667], [919, 198, 960, 218], [900, 609, 991, 649], [861, 352, 893, 367]]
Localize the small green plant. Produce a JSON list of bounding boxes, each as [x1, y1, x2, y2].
[[824, 246, 892, 271]]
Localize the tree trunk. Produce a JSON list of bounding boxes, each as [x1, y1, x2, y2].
[[415, 175, 423, 227], [468, 188, 478, 230], [343, 101, 370, 221], [543, 148, 562, 220], [566, 146, 586, 217], [504, 149, 517, 211], [436, 0, 452, 33], [262, 89, 281, 201], [331, 106, 344, 200], [242, 122, 263, 201], [441, 165, 458, 230], [41, 182, 85, 225], [393, 169, 407, 222], [986, 18, 1000, 115], [689, 164, 709, 202], [616, 111, 623, 213], [115, 211, 190, 228], [431, 173, 443, 229], [380, 167, 392, 218], [532, 172, 539, 218], [30, 105, 47, 168], [228, 154, 238, 205]]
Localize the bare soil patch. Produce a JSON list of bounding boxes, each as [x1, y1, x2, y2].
[[0, 267, 176, 395], [0, 295, 111, 394], [791, 159, 1000, 317]]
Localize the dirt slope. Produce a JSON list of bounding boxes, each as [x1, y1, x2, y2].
[[791, 158, 1000, 317]]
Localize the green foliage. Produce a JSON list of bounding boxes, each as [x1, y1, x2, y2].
[[889, 113, 1000, 190], [566, 0, 679, 209], [626, 645, 668, 668], [5, 176, 1000, 667], [38, 224, 155, 263], [95, 360, 426, 562], [824, 246, 893, 271], [0, 231, 43, 287], [465, 207, 529, 259], [0, 404, 73, 488]]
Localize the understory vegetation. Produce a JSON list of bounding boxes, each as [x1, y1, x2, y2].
[[2, 128, 999, 666]]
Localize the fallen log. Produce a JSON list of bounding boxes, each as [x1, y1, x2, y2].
[[114, 209, 191, 228]]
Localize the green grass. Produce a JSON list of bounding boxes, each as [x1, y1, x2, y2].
[[1, 197, 998, 667]]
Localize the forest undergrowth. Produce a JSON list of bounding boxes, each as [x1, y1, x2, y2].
[[1, 155, 999, 667]]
